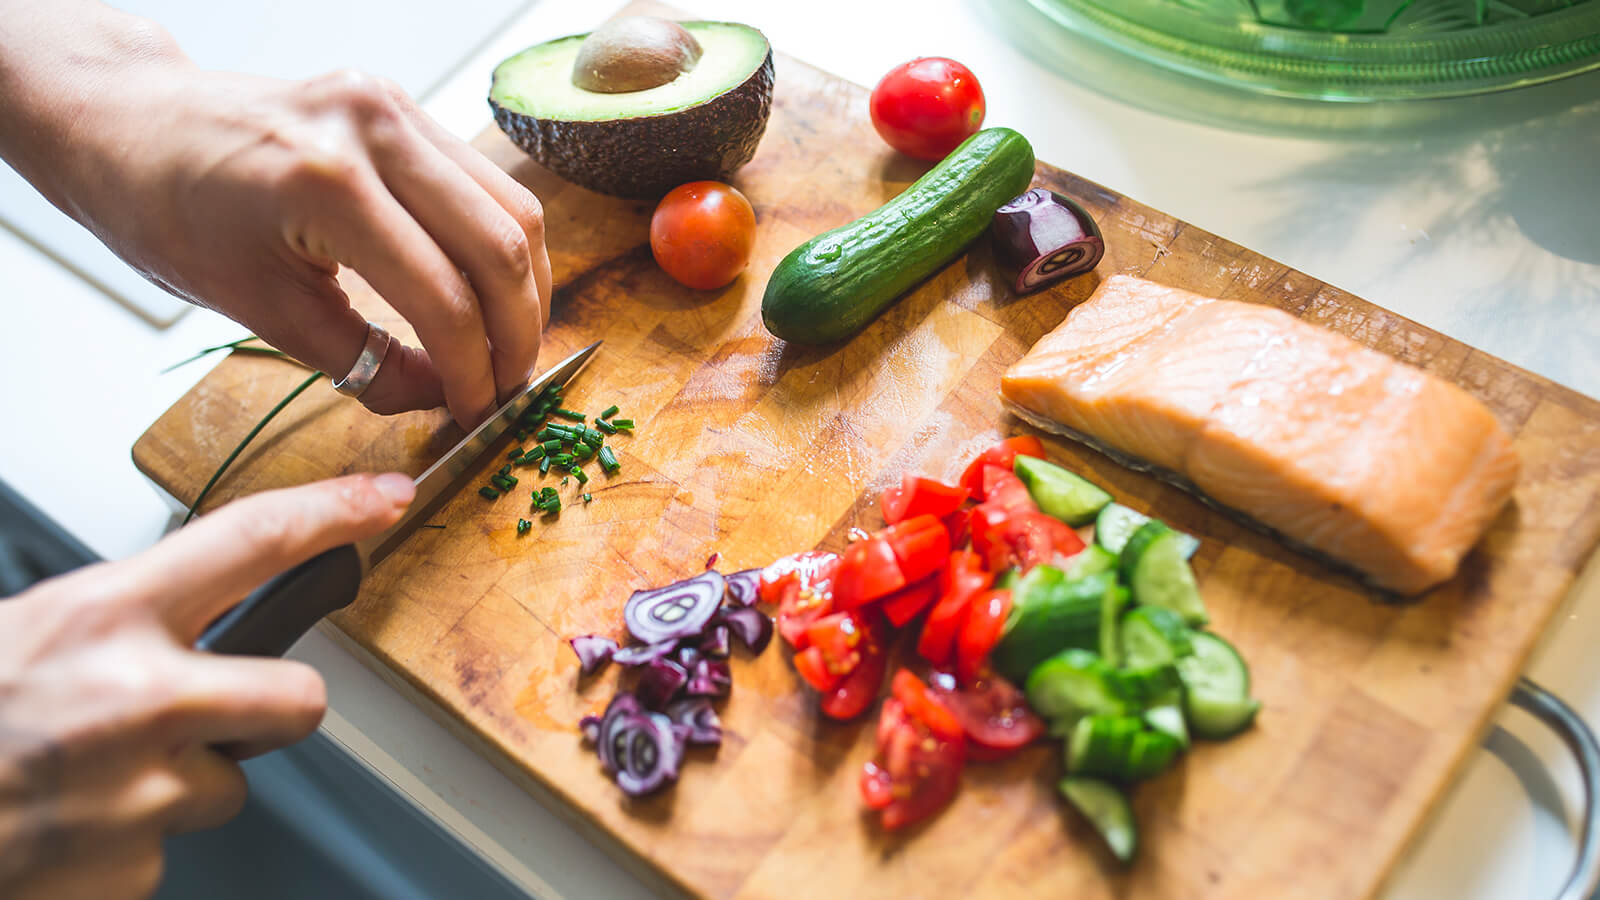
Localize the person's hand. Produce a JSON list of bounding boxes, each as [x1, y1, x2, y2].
[[0, 4, 551, 429], [0, 473, 414, 900]]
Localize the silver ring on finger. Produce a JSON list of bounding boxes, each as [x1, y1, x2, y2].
[[331, 322, 391, 399]]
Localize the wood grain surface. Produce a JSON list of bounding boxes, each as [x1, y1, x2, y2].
[[133, 6, 1600, 897]]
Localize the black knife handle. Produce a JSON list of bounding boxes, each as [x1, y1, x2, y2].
[[196, 544, 363, 657]]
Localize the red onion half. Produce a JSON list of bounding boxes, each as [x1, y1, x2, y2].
[[991, 188, 1104, 295]]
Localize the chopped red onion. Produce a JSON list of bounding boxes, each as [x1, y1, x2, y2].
[[612, 640, 679, 667], [568, 635, 618, 676], [666, 697, 723, 746], [724, 568, 761, 606], [623, 570, 726, 644], [718, 606, 773, 655], [637, 657, 689, 709], [700, 624, 732, 659]]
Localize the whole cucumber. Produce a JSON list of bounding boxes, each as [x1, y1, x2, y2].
[[761, 127, 1036, 345]]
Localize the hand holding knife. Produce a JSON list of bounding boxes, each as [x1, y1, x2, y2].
[[196, 341, 602, 656]]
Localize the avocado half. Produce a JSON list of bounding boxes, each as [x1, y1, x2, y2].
[[489, 21, 774, 198]]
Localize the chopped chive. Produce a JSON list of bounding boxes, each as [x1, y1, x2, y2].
[[536, 427, 568, 442], [600, 405, 620, 419], [597, 446, 620, 473], [611, 419, 634, 430], [541, 487, 558, 499], [554, 408, 584, 421], [539, 457, 551, 475], [552, 453, 575, 466], [516, 518, 531, 536], [561, 476, 569, 485], [545, 497, 562, 513], [575, 443, 597, 459], [594, 419, 617, 435], [498, 464, 512, 477], [582, 493, 593, 503], [573, 467, 589, 485], [525, 445, 546, 460], [508, 448, 524, 460], [585, 427, 605, 444], [491, 474, 518, 492], [479, 486, 500, 500], [541, 439, 562, 453]]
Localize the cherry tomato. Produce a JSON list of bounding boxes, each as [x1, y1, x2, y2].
[[649, 181, 757, 290], [956, 589, 1012, 685], [867, 695, 965, 830], [882, 515, 951, 584], [762, 551, 839, 649], [832, 536, 907, 610], [959, 436, 1046, 497], [917, 551, 991, 665], [881, 577, 939, 627], [868, 58, 986, 161], [819, 618, 888, 720], [890, 669, 965, 741], [929, 670, 1045, 759], [792, 646, 841, 693], [880, 474, 969, 525]]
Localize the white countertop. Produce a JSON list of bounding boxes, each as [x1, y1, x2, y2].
[[1, 1, 1596, 897]]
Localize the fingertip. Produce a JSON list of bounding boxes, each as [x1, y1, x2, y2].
[[371, 472, 415, 508]]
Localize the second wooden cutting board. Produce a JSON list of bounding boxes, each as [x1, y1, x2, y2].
[[132, 7, 1600, 898]]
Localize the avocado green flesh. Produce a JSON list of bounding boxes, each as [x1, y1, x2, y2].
[[491, 23, 767, 121]]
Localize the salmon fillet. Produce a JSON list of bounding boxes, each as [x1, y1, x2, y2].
[[1000, 274, 1519, 595]]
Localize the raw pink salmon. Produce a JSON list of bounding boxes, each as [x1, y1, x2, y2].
[[1000, 275, 1519, 595]]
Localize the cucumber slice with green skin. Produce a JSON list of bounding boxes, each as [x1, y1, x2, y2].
[[1118, 606, 1195, 669], [1143, 703, 1190, 749], [1059, 777, 1137, 863], [1110, 664, 1183, 707], [1067, 714, 1144, 777], [1177, 631, 1259, 739], [1125, 729, 1183, 781], [1025, 648, 1128, 723], [992, 571, 1112, 683], [1098, 583, 1130, 667], [1063, 544, 1118, 582], [1013, 456, 1113, 526], [1121, 522, 1209, 625], [1094, 503, 1200, 559]]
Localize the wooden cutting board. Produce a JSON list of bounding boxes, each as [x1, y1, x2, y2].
[[133, 5, 1600, 897]]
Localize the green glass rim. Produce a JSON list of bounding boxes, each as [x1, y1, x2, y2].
[[1027, 0, 1600, 100]]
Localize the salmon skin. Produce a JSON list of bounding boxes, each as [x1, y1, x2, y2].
[[1000, 275, 1519, 596]]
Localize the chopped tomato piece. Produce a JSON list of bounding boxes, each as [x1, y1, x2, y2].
[[819, 617, 887, 720], [929, 670, 1045, 758], [881, 578, 939, 627], [941, 510, 970, 549], [792, 646, 841, 693], [880, 474, 970, 525], [868, 693, 965, 830], [890, 669, 965, 741], [917, 551, 991, 665], [974, 509, 1084, 572], [882, 515, 950, 584], [980, 466, 1035, 515], [959, 435, 1046, 497], [805, 610, 870, 678], [832, 536, 907, 610], [763, 551, 840, 649], [956, 589, 1012, 685]]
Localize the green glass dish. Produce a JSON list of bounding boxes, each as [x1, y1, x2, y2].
[[1025, 0, 1600, 100]]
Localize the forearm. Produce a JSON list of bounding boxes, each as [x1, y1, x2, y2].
[[0, 0, 191, 224]]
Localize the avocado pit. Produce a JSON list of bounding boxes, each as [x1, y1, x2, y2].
[[572, 16, 703, 94]]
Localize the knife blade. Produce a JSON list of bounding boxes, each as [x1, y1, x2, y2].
[[196, 340, 602, 657]]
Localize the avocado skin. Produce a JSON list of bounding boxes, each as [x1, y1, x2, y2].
[[490, 49, 774, 198]]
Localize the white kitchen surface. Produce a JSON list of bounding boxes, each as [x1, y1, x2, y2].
[[1, 0, 1597, 897]]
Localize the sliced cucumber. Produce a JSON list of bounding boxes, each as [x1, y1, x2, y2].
[[1014, 455, 1113, 526], [1124, 729, 1183, 781], [1066, 714, 1143, 778], [1110, 663, 1183, 707], [1118, 606, 1195, 669], [1059, 776, 1137, 863], [1025, 648, 1127, 724], [1143, 703, 1190, 750], [1098, 583, 1130, 667], [1121, 522, 1209, 625], [992, 571, 1111, 683], [1177, 631, 1259, 739], [1094, 503, 1199, 559], [1062, 544, 1118, 582]]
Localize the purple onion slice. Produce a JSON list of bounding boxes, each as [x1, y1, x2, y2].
[[700, 624, 732, 659], [718, 606, 773, 655], [594, 692, 644, 774], [723, 568, 761, 607], [623, 570, 726, 644], [665, 697, 723, 746], [687, 657, 733, 698], [579, 715, 603, 744], [598, 709, 684, 797], [612, 639, 679, 667], [568, 635, 618, 676], [991, 188, 1104, 296], [637, 657, 689, 709], [676, 644, 703, 671]]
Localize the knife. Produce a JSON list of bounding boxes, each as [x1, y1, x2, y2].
[[196, 340, 603, 657]]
